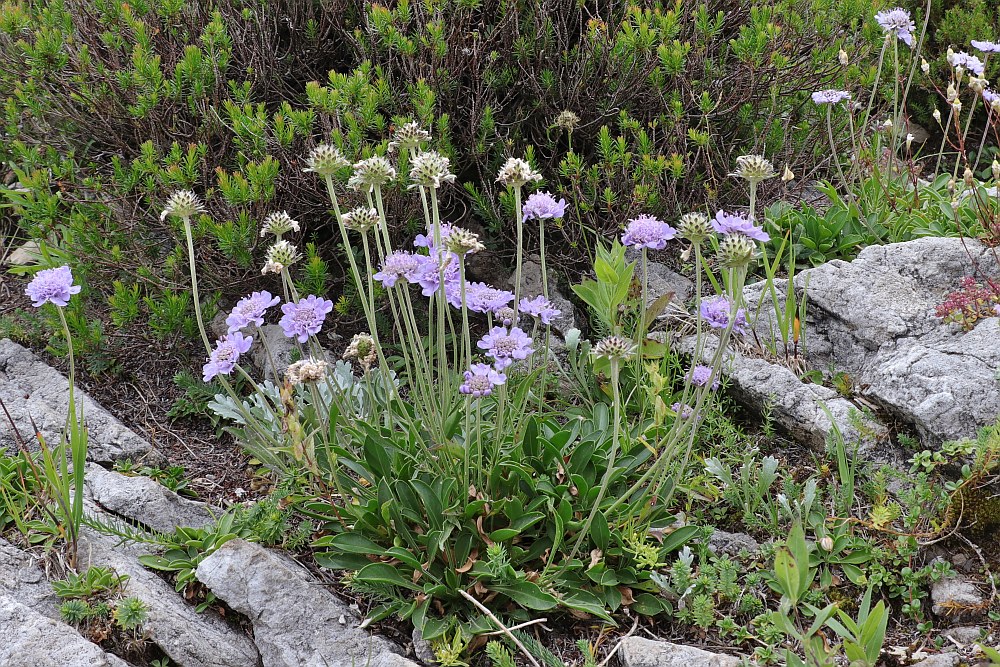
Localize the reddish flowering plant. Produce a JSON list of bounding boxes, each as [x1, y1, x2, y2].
[[934, 277, 1000, 330]]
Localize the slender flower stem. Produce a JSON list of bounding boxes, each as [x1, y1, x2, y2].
[[182, 216, 212, 355], [513, 186, 524, 318], [826, 109, 849, 191]]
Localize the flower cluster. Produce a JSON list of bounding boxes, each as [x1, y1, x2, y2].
[[621, 214, 677, 250], [25, 266, 81, 308], [279, 296, 334, 343], [812, 90, 851, 105], [699, 295, 749, 335], [711, 210, 769, 241], [285, 358, 329, 385], [203, 332, 253, 382], [522, 192, 567, 222], [226, 291, 280, 333], [934, 277, 1000, 330], [459, 364, 507, 398], [875, 7, 915, 47], [949, 51, 985, 77], [687, 365, 720, 390]]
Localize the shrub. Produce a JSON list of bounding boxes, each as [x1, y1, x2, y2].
[[0, 0, 882, 373]]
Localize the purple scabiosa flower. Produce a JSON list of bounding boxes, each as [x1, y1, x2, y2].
[[711, 210, 770, 242], [621, 214, 677, 250], [415, 252, 460, 297], [972, 40, 1000, 54], [687, 364, 720, 390], [279, 295, 334, 343], [495, 306, 517, 327], [459, 363, 507, 398], [875, 8, 915, 46], [477, 326, 534, 370], [203, 332, 253, 382], [812, 90, 852, 105], [699, 295, 749, 335], [522, 192, 567, 222], [226, 291, 281, 333], [950, 51, 985, 76], [671, 402, 695, 419], [413, 222, 457, 249], [463, 282, 515, 314], [984, 89, 1000, 107], [25, 266, 81, 308], [374, 251, 426, 288], [519, 296, 561, 325]]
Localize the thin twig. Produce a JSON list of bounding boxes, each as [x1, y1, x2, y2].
[[481, 617, 549, 637], [598, 617, 640, 667], [457, 590, 541, 667]]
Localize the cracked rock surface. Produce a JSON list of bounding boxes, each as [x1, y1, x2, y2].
[[740, 237, 1000, 446], [0, 339, 160, 464]]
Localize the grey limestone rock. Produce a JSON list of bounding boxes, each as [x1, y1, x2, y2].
[[196, 538, 418, 667], [618, 637, 740, 667], [83, 463, 218, 534], [0, 593, 132, 667], [0, 339, 160, 464], [77, 528, 260, 667]]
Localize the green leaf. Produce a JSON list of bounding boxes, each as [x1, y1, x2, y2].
[[354, 562, 422, 591], [490, 581, 558, 610]]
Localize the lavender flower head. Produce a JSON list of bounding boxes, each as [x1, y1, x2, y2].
[[711, 210, 770, 242], [699, 295, 749, 335], [812, 90, 851, 105], [226, 291, 280, 333], [477, 326, 534, 370], [415, 251, 460, 297], [279, 295, 334, 343], [671, 402, 695, 419], [687, 364, 720, 390], [522, 192, 567, 222], [950, 51, 985, 76], [203, 332, 253, 382], [374, 251, 427, 288], [25, 266, 81, 308], [519, 296, 561, 325], [459, 363, 507, 398], [462, 282, 515, 314], [621, 214, 678, 250], [972, 40, 1000, 54], [414, 222, 457, 249], [984, 89, 999, 108], [875, 7, 915, 46]]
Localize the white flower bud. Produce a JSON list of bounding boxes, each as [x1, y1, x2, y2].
[[921, 58, 930, 74], [947, 83, 958, 102], [964, 167, 975, 187], [993, 159, 1000, 183], [932, 108, 942, 124], [905, 133, 915, 150], [838, 49, 848, 66], [782, 165, 795, 182]]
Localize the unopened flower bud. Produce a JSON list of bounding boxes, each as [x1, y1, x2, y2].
[[304, 144, 350, 176], [819, 536, 834, 551], [343, 333, 378, 372], [947, 83, 958, 102], [952, 99, 963, 113], [285, 358, 329, 385], [161, 190, 205, 221], [880, 119, 893, 132], [593, 335, 636, 360], [947, 47, 956, 63], [496, 157, 542, 187], [260, 211, 300, 238], [964, 167, 975, 187], [341, 206, 380, 234], [921, 58, 930, 74], [947, 178, 957, 193], [445, 227, 485, 256], [905, 133, 915, 151], [263, 239, 301, 274], [781, 165, 795, 182], [678, 212, 711, 244], [932, 108, 942, 124], [838, 49, 848, 66], [970, 77, 986, 93], [992, 159, 1000, 182], [717, 233, 756, 267], [387, 121, 431, 153]]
